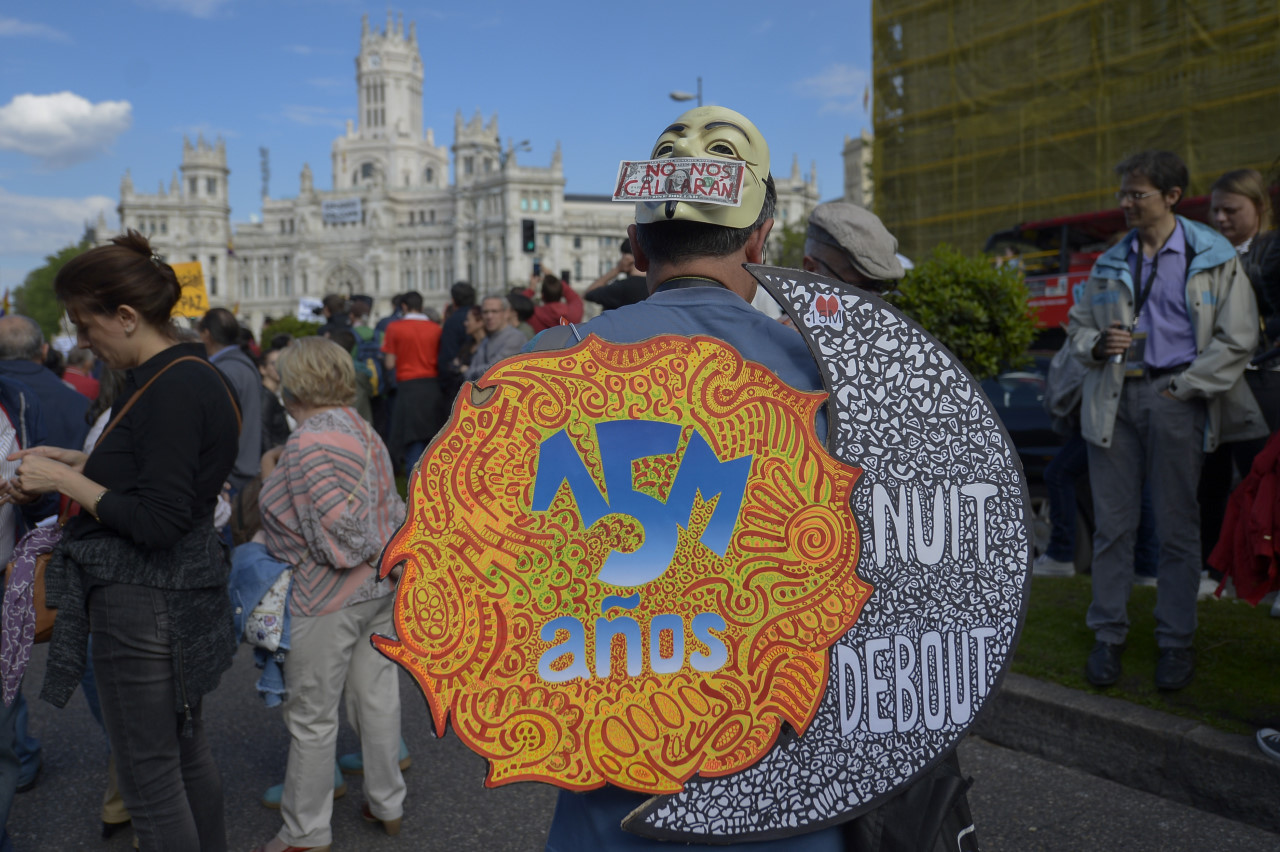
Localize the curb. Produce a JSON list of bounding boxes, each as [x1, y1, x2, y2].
[[973, 673, 1280, 834]]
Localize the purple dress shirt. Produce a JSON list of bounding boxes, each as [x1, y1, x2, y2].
[[1133, 222, 1198, 369]]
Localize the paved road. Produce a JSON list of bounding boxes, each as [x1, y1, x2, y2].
[[9, 645, 1280, 850]]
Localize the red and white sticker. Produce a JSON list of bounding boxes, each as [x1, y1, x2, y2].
[[807, 293, 845, 329], [612, 158, 746, 207]]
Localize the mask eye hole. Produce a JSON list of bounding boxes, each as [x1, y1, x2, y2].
[[709, 142, 735, 156], [654, 142, 674, 156]]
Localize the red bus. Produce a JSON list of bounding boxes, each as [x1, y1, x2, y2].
[[984, 195, 1219, 329]]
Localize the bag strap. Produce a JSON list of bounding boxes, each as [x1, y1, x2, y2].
[[95, 355, 242, 451]]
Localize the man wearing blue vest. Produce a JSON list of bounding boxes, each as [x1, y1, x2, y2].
[[1068, 150, 1267, 690]]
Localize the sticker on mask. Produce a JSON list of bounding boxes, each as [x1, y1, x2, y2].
[[612, 158, 746, 207]]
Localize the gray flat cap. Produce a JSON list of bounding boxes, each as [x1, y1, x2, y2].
[[807, 201, 905, 282]]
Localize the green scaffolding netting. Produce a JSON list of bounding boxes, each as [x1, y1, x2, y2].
[[872, 0, 1280, 258]]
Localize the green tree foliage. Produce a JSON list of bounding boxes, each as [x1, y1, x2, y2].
[[885, 245, 1036, 381], [260, 316, 320, 346], [15, 237, 93, 339], [770, 217, 807, 271]]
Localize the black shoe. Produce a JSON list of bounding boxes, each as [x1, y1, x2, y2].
[[102, 819, 132, 840], [1086, 641, 1124, 686], [15, 764, 39, 794], [1155, 647, 1195, 690]]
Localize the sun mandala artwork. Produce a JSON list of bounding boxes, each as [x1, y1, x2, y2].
[[375, 333, 871, 795]]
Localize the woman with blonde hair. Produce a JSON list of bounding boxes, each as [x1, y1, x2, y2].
[[252, 336, 406, 852], [1211, 168, 1279, 326]]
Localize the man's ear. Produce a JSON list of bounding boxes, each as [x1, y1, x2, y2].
[[744, 218, 774, 265], [627, 224, 649, 272], [802, 255, 819, 274]]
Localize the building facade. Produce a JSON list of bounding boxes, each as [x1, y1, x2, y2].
[[873, 0, 1280, 258], [842, 130, 873, 209], [117, 13, 820, 329]]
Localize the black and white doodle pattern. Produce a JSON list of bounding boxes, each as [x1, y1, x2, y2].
[[627, 266, 1033, 842]]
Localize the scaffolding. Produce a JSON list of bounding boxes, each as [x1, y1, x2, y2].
[[872, 0, 1280, 259]]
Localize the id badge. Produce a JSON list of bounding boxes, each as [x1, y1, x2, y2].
[[1124, 331, 1148, 378]]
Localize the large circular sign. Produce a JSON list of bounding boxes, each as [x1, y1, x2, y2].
[[377, 265, 1031, 842]]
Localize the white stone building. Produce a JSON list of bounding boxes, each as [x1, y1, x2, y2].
[[842, 130, 874, 209], [115, 13, 820, 330]]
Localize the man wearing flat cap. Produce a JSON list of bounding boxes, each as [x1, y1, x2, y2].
[[803, 201, 904, 292]]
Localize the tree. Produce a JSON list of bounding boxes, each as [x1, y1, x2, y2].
[[15, 237, 93, 339], [884, 245, 1036, 381], [260, 315, 320, 347], [770, 217, 808, 271]]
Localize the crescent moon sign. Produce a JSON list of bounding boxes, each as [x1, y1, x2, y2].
[[623, 264, 1033, 840]]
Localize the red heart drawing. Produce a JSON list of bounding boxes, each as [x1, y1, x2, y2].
[[816, 295, 839, 319]]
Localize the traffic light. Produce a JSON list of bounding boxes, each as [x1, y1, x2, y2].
[[521, 218, 536, 253]]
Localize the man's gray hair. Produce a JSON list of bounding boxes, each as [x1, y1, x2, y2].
[[0, 316, 45, 361]]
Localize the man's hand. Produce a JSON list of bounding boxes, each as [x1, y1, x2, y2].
[[1093, 322, 1132, 359]]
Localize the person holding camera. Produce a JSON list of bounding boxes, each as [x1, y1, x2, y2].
[[1067, 150, 1266, 691]]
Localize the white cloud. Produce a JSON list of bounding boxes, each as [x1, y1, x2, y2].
[[0, 92, 132, 169], [0, 187, 116, 258], [0, 17, 70, 42], [135, 0, 232, 18], [281, 105, 347, 128], [794, 63, 871, 115]]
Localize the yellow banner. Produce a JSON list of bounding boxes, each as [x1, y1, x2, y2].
[[170, 262, 209, 319]]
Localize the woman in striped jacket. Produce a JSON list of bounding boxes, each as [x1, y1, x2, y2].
[[253, 337, 406, 852]]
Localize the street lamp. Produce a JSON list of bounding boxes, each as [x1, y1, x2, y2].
[[669, 77, 702, 107], [498, 138, 532, 287]]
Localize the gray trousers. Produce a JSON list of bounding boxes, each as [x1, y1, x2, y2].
[[1085, 374, 1206, 649]]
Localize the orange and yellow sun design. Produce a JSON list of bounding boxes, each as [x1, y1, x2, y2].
[[375, 334, 870, 794]]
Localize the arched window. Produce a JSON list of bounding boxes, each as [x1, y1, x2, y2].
[[361, 162, 375, 180], [425, 167, 434, 184]]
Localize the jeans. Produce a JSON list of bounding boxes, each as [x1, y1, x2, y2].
[[1044, 430, 1159, 576], [0, 680, 20, 851], [404, 440, 427, 473], [89, 583, 226, 852], [11, 695, 39, 789]]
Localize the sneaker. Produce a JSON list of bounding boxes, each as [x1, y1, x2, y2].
[[1033, 554, 1075, 577], [1155, 647, 1195, 691], [1257, 728, 1280, 762], [1272, 596, 1280, 619], [261, 762, 346, 809], [1197, 573, 1222, 601], [1133, 573, 1158, 587], [338, 738, 412, 776], [1085, 641, 1124, 687]]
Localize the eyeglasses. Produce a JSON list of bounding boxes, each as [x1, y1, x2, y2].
[[1115, 190, 1160, 202]]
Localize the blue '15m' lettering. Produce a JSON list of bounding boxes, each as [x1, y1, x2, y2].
[[531, 420, 752, 587]]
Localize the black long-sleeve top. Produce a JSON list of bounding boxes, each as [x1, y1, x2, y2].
[[68, 343, 240, 551]]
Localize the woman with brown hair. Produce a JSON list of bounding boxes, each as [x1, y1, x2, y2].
[[253, 336, 405, 852], [3, 230, 241, 850]]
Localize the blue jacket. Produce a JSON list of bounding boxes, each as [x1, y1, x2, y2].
[[1068, 216, 1266, 451], [229, 541, 292, 706], [0, 360, 87, 453], [0, 375, 58, 527]]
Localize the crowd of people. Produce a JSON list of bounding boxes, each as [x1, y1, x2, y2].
[[0, 100, 1274, 852]]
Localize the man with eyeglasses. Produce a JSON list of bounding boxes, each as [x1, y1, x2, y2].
[[802, 201, 905, 293], [1067, 150, 1266, 691]]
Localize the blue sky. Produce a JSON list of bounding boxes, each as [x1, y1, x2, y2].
[[0, 0, 872, 288]]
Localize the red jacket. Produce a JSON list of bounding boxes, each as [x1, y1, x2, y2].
[[530, 284, 584, 333], [1209, 430, 1280, 604]]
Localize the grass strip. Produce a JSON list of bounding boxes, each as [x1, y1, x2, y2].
[[1014, 575, 1280, 735]]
